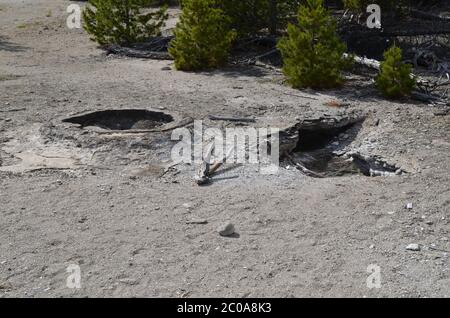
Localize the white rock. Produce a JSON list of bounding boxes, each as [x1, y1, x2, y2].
[[182, 203, 192, 210], [406, 203, 413, 210], [406, 244, 421, 251], [217, 222, 235, 237]]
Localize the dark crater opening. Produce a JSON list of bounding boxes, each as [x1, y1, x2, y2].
[[288, 120, 402, 178], [62, 109, 173, 131], [296, 125, 352, 152]]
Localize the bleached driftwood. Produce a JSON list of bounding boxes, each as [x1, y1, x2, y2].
[[194, 145, 234, 185]]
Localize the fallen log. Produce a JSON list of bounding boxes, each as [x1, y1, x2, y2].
[[410, 9, 450, 22], [104, 44, 173, 60], [345, 28, 450, 40], [345, 53, 429, 86], [347, 53, 449, 103]]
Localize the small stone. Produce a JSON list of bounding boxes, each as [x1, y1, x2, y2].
[[161, 66, 171, 71], [369, 244, 375, 249], [182, 203, 192, 210], [433, 109, 449, 116], [217, 222, 235, 237], [406, 243, 421, 251], [406, 203, 413, 210], [119, 278, 138, 285], [186, 218, 208, 225], [78, 216, 87, 224]]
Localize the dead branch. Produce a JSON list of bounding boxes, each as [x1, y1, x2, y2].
[[104, 44, 173, 60], [410, 9, 450, 22], [195, 142, 215, 185], [208, 115, 256, 123], [348, 53, 449, 103], [195, 145, 234, 185], [285, 153, 324, 178]]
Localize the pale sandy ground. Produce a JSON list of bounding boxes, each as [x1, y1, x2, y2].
[[0, 0, 449, 297]]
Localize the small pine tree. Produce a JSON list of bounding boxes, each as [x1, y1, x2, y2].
[[168, 0, 236, 71], [277, 0, 351, 89], [83, 0, 168, 46], [376, 45, 415, 98], [343, 0, 360, 10]]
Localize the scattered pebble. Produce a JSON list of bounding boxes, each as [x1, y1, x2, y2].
[[186, 218, 208, 225], [217, 222, 235, 237], [182, 203, 193, 210], [161, 66, 171, 71], [406, 203, 413, 210], [406, 243, 421, 251]]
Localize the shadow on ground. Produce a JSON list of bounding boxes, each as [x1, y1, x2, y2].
[[0, 35, 27, 52]]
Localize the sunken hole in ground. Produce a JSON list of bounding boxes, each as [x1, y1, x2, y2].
[[291, 123, 399, 178], [63, 109, 174, 131]]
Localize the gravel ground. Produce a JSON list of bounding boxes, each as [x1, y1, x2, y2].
[[0, 0, 449, 298]]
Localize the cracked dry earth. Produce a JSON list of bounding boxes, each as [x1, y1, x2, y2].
[[0, 0, 449, 298]]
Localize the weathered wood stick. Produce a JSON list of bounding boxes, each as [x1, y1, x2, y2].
[[195, 142, 215, 185], [208, 115, 256, 123], [195, 146, 234, 185]]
